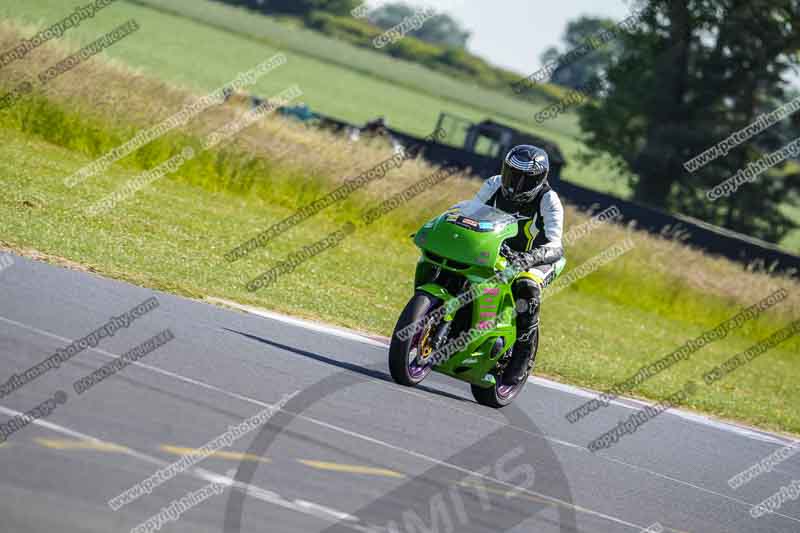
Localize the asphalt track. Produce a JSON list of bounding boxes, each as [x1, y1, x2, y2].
[[0, 253, 798, 533]]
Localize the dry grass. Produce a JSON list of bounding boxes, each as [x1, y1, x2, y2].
[[0, 21, 465, 191]]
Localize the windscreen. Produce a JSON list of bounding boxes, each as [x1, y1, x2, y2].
[[446, 200, 522, 228]]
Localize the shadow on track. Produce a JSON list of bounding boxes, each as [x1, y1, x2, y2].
[[222, 327, 470, 403]]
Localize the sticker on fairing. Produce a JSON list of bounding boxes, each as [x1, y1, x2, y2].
[[447, 216, 495, 232]]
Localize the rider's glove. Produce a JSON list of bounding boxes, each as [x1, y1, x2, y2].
[[501, 244, 564, 273], [499, 244, 528, 274], [500, 249, 521, 268]]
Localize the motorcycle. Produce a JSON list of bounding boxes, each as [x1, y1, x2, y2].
[[389, 200, 564, 407]]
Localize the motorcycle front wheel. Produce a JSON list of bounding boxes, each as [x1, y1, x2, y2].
[[389, 292, 442, 386]]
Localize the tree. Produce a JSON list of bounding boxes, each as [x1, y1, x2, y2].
[[539, 16, 623, 91], [578, 0, 800, 244], [369, 2, 471, 48]]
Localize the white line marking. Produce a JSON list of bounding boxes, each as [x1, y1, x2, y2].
[[210, 299, 799, 448], [529, 378, 798, 447], [207, 298, 388, 349], [598, 451, 800, 525]]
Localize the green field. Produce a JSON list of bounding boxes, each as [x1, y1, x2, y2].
[[1, 6, 800, 435], [5, 0, 797, 250], [0, 1, 616, 195], [0, 0, 572, 135]]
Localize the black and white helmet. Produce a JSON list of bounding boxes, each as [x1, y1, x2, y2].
[[500, 145, 550, 203]]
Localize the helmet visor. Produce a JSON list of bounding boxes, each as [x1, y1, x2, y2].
[[501, 165, 545, 199]]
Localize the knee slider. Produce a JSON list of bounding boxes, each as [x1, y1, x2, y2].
[[513, 278, 541, 314], [513, 277, 541, 299]]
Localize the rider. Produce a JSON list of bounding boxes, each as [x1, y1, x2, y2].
[[473, 145, 565, 386]]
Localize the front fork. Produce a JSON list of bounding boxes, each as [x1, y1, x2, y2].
[[414, 260, 439, 287]]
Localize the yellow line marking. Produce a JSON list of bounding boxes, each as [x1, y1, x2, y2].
[[35, 438, 128, 453], [160, 445, 270, 464], [298, 460, 406, 479]]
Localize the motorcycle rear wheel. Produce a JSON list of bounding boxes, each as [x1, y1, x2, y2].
[[471, 378, 527, 408]]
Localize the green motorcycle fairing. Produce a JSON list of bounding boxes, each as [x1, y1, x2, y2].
[[412, 201, 526, 388]]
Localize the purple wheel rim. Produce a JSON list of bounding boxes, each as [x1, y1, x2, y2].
[[408, 360, 430, 380], [496, 383, 516, 399]]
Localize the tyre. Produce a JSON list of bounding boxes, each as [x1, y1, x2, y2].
[[389, 292, 442, 386], [471, 378, 527, 408], [472, 327, 538, 408]]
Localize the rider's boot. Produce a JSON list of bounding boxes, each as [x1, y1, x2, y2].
[[503, 287, 541, 386], [503, 321, 539, 386]]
